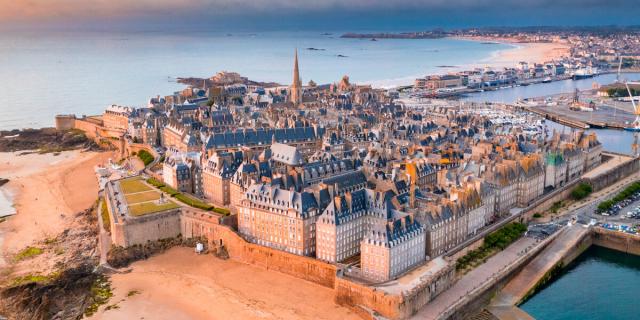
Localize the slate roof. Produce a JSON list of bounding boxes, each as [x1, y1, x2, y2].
[[205, 126, 324, 150]]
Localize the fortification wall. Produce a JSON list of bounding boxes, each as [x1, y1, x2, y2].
[[334, 278, 404, 319], [55, 115, 76, 131], [180, 210, 337, 288], [114, 210, 182, 247], [73, 117, 102, 139], [585, 156, 640, 192]]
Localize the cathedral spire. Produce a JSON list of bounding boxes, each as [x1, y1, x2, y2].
[[290, 49, 302, 105]]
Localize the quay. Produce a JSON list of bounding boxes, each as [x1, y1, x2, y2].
[[520, 106, 590, 129]]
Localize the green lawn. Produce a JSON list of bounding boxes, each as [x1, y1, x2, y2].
[[128, 201, 180, 216], [119, 178, 151, 194], [125, 191, 161, 204]]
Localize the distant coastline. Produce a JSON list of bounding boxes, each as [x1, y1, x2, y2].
[[341, 32, 446, 40]]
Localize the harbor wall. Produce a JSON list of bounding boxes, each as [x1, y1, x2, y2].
[[592, 227, 640, 255]]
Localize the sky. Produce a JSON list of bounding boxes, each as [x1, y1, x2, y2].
[[1, 0, 638, 31]]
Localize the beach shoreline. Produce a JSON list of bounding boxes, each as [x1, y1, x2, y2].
[[0, 150, 112, 266]]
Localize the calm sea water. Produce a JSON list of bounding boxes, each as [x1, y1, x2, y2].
[[0, 31, 511, 130], [521, 246, 640, 320]]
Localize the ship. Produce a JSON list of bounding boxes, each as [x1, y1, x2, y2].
[[572, 67, 597, 80]]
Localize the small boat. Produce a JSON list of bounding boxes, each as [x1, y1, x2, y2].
[[542, 77, 552, 83], [624, 127, 640, 132]]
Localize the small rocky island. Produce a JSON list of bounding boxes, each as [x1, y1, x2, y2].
[[177, 71, 279, 88]]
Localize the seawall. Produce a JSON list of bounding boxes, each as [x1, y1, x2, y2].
[[592, 227, 640, 255]]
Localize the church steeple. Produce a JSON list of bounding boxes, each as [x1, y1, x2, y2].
[[290, 49, 302, 105]]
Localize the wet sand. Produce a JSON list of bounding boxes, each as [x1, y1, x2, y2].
[[0, 150, 112, 265], [91, 247, 359, 320]]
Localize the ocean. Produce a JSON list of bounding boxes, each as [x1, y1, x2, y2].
[[0, 30, 512, 130]]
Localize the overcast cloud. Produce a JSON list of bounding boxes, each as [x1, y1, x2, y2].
[[0, 0, 637, 29]]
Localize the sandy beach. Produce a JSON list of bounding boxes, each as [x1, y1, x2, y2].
[[0, 150, 112, 264], [90, 247, 359, 320], [454, 36, 571, 69]]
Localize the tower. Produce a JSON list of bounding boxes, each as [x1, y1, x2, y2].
[[290, 49, 302, 105]]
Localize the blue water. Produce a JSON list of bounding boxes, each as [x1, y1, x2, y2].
[[0, 31, 511, 130], [521, 246, 640, 320]]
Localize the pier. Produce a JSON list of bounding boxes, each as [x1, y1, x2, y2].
[[521, 106, 590, 129]]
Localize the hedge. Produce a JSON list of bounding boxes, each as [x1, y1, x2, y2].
[[146, 178, 165, 188], [213, 207, 231, 215], [137, 150, 154, 166], [457, 222, 527, 271], [174, 193, 214, 211], [145, 178, 230, 215]]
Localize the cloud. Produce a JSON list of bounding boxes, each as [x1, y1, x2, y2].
[[0, 0, 635, 27]]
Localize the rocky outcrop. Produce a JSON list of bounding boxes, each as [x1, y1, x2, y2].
[[0, 128, 100, 153], [1, 264, 98, 320], [0, 207, 100, 320]]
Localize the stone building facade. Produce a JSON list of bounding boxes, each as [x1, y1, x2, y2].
[[361, 215, 426, 282], [237, 183, 320, 256]]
